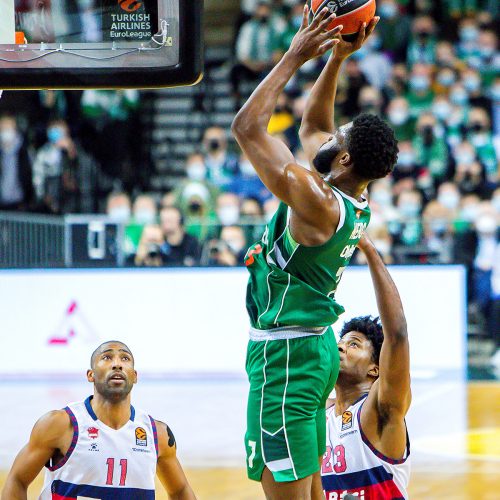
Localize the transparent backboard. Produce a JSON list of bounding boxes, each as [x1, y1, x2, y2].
[[0, 0, 203, 88]]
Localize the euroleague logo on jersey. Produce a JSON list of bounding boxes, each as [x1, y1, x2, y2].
[[135, 427, 147, 446], [341, 411, 353, 431], [118, 0, 142, 13]]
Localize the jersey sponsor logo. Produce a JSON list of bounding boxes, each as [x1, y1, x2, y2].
[[349, 222, 367, 240], [341, 411, 353, 431], [87, 427, 99, 439], [355, 210, 362, 219], [245, 244, 263, 267], [135, 426, 147, 446]]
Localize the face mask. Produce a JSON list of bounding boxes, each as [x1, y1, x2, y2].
[[48, 126, 64, 144], [0, 128, 16, 145], [479, 46, 495, 58], [420, 125, 434, 146], [371, 190, 392, 206], [292, 15, 302, 29], [454, 148, 474, 164], [259, 15, 269, 24], [475, 216, 497, 235], [109, 206, 131, 223], [134, 209, 155, 225], [397, 151, 415, 167], [373, 239, 391, 255], [437, 73, 455, 87], [367, 35, 382, 51], [388, 110, 408, 126], [492, 197, 500, 213], [490, 85, 500, 102], [240, 160, 256, 177], [460, 205, 479, 222], [430, 219, 448, 236], [410, 76, 430, 92], [463, 77, 480, 93], [470, 133, 488, 147], [432, 102, 451, 120], [208, 138, 221, 152], [187, 162, 206, 181], [459, 26, 478, 42], [438, 192, 460, 210], [379, 2, 397, 18], [189, 201, 203, 214], [225, 239, 244, 254], [217, 205, 239, 226], [399, 202, 420, 218], [450, 90, 468, 106]]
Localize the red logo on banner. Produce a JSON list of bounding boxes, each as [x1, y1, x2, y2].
[[118, 0, 142, 12]]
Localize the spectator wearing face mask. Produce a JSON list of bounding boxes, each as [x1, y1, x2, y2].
[[461, 67, 491, 113], [240, 196, 266, 244], [340, 59, 369, 118], [436, 182, 461, 216], [422, 200, 455, 263], [406, 63, 435, 117], [32, 118, 82, 214], [413, 112, 450, 184], [357, 86, 383, 116], [272, 1, 304, 63], [393, 189, 424, 248], [407, 16, 437, 66], [434, 67, 458, 94], [386, 97, 416, 141], [0, 114, 34, 211], [159, 206, 201, 267], [477, 30, 499, 86], [231, 1, 281, 109], [226, 152, 271, 205], [392, 141, 422, 183], [455, 193, 482, 232], [457, 18, 480, 61], [355, 34, 393, 89], [431, 95, 454, 129], [202, 127, 240, 189], [376, 0, 410, 62], [454, 160, 488, 198], [205, 225, 248, 267], [466, 108, 498, 182], [106, 192, 131, 223], [125, 194, 158, 256], [215, 192, 241, 228]]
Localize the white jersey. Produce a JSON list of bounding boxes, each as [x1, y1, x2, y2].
[[321, 394, 410, 500], [39, 396, 158, 499]]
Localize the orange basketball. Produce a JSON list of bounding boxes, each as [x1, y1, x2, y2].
[[311, 0, 376, 41]]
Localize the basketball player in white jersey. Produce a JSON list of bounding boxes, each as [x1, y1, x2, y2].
[[2, 341, 196, 500], [321, 235, 411, 499]]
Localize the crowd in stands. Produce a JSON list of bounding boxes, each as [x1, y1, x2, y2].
[[0, 0, 498, 342]]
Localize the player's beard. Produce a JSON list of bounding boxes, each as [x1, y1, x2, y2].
[[312, 143, 342, 175], [95, 376, 134, 402]]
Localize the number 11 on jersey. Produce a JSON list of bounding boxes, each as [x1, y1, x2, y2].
[[106, 458, 128, 486]]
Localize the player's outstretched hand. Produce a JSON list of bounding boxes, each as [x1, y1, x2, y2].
[[334, 16, 380, 61], [287, 5, 343, 64]]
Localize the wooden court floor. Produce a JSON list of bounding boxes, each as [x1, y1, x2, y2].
[[1, 383, 499, 499]]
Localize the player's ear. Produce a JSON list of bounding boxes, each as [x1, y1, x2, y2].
[[367, 363, 379, 379], [339, 151, 352, 166], [133, 370, 138, 384], [87, 369, 94, 382]]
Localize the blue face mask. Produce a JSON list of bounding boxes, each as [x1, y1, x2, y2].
[[47, 126, 64, 144], [450, 90, 468, 106], [398, 151, 415, 167], [460, 26, 478, 43], [463, 77, 480, 93], [410, 76, 430, 92], [379, 3, 397, 19]]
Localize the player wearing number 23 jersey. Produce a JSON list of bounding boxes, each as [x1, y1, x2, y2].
[[2, 341, 196, 500], [321, 236, 411, 499]]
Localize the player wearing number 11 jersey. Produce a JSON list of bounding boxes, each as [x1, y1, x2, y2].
[[2, 341, 196, 500], [232, 5, 397, 500]]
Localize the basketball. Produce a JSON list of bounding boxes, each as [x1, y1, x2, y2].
[[311, 0, 377, 41]]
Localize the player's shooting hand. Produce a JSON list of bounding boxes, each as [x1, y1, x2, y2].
[[334, 16, 380, 61], [287, 5, 343, 64]]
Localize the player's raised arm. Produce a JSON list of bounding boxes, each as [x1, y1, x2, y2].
[[2, 410, 71, 500], [299, 17, 379, 164], [155, 421, 197, 500], [358, 235, 411, 417], [231, 6, 341, 224]]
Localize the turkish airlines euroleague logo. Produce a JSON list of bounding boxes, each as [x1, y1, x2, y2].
[[118, 0, 142, 12]]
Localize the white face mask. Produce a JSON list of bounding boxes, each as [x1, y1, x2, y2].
[[438, 192, 460, 210], [108, 206, 131, 223], [225, 239, 244, 254], [134, 209, 156, 225], [460, 205, 479, 222], [475, 215, 497, 235], [240, 160, 256, 177], [186, 163, 206, 181], [0, 128, 16, 146], [217, 205, 240, 226]]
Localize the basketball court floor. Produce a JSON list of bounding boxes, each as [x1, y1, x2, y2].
[[0, 375, 499, 499]]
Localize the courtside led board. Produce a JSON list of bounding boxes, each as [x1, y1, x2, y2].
[[0, 0, 203, 89]]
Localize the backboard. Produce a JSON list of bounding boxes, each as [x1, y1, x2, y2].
[[0, 0, 203, 89]]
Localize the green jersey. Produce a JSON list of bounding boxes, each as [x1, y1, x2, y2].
[[245, 186, 370, 330]]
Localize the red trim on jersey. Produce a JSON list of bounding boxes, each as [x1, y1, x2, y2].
[[52, 494, 76, 500], [149, 416, 159, 457], [47, 407, 79, 471], [325, 478, 405, 499]]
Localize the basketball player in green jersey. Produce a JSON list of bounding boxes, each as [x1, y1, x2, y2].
[[232, 5, 396, 500]]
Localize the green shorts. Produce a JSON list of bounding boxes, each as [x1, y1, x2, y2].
[[245, 327, 339, 483]]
